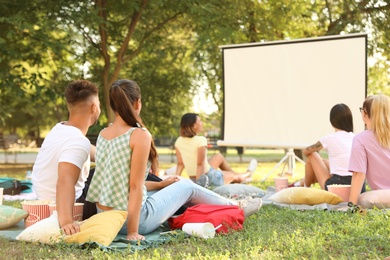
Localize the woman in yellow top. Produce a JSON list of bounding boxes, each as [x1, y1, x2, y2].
[[175, 113, 257, 187]]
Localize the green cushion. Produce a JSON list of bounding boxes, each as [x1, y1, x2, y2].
[[0, 205, 28, 229]]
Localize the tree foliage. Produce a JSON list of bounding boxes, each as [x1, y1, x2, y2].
[[0, 0, 389, 143]]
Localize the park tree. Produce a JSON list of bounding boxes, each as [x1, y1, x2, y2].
[[1, 0, 390, 146], [0, 0, 82, 144], [312, 0, 390, 94]]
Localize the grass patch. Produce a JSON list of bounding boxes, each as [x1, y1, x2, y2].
[[1, 149, 389, 259], [2, 204, 389, 259]]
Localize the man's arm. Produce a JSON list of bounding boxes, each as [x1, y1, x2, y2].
[[57, 162, 80, 235]]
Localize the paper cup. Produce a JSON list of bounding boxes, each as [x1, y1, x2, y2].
[[0, 188, 3, 205], [21, 200, 53, 227], [327, 184, 351, 202], [182, 222, 216, 239], [48, 202, 84, 221], [274, 177, 288, 191]]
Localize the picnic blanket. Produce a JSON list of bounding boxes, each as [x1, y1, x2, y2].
[[1, 182, 352, 253], [0, 220, 174, 252]]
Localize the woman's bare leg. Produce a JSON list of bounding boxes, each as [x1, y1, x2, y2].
[[304, 152, 330, 189], [221, 170, 251, 184], [208, 153, 251, 184], [208, 153, 234, 171]]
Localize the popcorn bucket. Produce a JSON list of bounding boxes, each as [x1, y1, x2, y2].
[[327, 185, 351, 202], [21, 200, 53, 227], [48, 203, 84, 221], [274, 177, 289, 191]]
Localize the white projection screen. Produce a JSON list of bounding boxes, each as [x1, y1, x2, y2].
[[218, 33, 367, 149]]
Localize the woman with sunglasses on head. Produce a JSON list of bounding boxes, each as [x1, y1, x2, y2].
[[348, 94, 390, 205]]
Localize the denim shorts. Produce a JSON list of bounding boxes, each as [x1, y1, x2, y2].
[[325, 174, 366, 193], [206, 167, 224, 186]]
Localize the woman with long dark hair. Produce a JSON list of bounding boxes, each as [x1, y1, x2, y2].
[[87, 79, 262, 240], [298, 103, 358, 190]]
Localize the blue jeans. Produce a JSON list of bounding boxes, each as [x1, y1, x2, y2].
[[121, 179, 233, 235], [206, 167, 224, 186]]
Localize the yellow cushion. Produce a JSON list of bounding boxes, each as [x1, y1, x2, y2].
[[269, 187, 343, 205], [65, 210, 127, 247]]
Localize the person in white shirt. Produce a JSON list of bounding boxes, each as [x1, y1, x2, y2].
[[299, 103, 361, 191], [32, 79, 100, 235]]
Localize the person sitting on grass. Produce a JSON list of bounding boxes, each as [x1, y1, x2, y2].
[[86, 79, 262, 241], [349, 94, 390, 205], [32, 80, 101, 236], [290, 103, 364, 193], [174, 113, 257, 188]]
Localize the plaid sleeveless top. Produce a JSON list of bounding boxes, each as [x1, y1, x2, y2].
[[87, 127, 149, 210]]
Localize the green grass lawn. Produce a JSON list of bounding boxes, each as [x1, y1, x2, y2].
[[1, 149, 389, 259]]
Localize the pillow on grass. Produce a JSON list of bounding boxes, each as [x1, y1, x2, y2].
[[64, 210, 127, 247], [269, 187, 343, 205], [16, 211, 62, 244], [358, 189, 390, 209], [0, 205, 28, 229], [213, 184, 265, 197]]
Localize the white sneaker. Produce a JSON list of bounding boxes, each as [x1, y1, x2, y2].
[[247, 159, 258, 175], [238, 197, 262, 218], [195, 174, 209, 188]]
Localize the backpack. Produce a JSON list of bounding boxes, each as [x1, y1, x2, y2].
[[0, 178, 22, 195], [168, 204, 245, 234]]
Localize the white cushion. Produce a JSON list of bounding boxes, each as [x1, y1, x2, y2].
[[16, 211, 62, 244], [358, 189, 390, 209], [213, 184, 265, 197]]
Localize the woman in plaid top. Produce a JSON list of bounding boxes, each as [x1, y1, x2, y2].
[[86, 79, 244, 241]]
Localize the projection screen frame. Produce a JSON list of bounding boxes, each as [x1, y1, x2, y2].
[[218, 33, 368, 149]]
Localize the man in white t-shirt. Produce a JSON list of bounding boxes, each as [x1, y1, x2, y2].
[[32, 79, 100, 235]]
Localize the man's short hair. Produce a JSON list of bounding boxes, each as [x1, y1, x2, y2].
[[65, 80, 99, 106]]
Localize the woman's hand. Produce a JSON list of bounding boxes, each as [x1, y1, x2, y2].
[[126, 232, 145, 241], [61, 222, 80, 235], [160, 176, 180, 188]]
